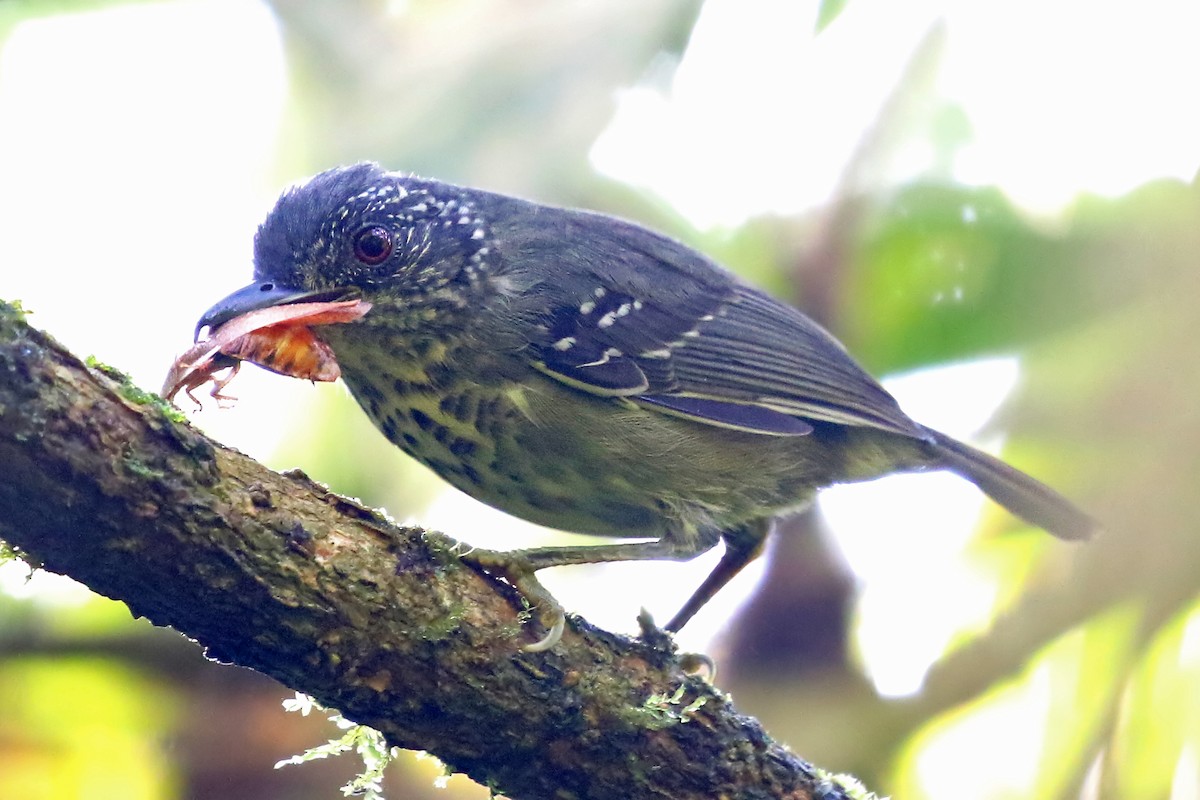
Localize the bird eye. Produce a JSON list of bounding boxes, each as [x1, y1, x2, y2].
[[352, 226, 393, 266]]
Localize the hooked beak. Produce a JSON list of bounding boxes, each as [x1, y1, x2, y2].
[[195, 282, 353, 341]]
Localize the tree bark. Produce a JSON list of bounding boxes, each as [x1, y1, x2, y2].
[[0, 300, 855, 800]]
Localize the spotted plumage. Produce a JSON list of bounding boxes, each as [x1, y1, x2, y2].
[[197, 162, 1095, 650]]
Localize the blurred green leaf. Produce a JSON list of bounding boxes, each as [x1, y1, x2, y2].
[[816, 0, 851, 32], [844, 178, 1200, 375], [1109, 600, 1200, 798], [0, 658, 179, 800]]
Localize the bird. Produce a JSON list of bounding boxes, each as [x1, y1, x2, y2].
[[196, 162, 1096, 651]]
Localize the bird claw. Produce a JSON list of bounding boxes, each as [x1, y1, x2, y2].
[[677, 651, 716, 679], [522, 611, 565, 653], [462, 548, 568, 651]]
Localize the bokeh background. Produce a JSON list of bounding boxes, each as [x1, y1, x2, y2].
[[1, 1, 1198, 798]]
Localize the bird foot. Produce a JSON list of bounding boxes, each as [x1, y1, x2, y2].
[[461, 548, 567, 652]]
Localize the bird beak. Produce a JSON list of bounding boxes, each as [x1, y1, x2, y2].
[[195, 281, 353, 341]]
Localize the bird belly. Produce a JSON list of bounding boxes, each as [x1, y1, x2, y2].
[[336, 347, 845, 541]]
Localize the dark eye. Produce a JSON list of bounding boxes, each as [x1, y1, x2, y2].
[[352, 226, 393, 266]]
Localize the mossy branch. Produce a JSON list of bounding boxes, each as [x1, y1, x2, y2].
[[0, 299, 862, 800]]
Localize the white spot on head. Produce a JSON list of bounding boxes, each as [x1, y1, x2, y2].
[[579, 300, 596, 315], [632, 300, 644, 310], [552, 336, 576, 351], [597, 312, 617, 328], [593, 287, 606, 298], [471, 229, 485, 240]]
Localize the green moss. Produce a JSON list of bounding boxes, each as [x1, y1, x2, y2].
[[122, 453, 165, 481], [419, 601, 466, 642], [0, 539, 39, 572], [85, 355, 188, 424], [85, 354, 126, 380], [0, 300, 30, 342], [419, 530, 466, 568], [119, 382, 159, 406], [632, 684, 708, 730], [488, 597, 535, 641], [146, 394, 189, 424], [277, 694, 399, 800], [1, 298, 29, 322], [570, 670, 710, 733]]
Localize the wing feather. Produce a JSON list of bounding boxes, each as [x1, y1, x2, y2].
[[493, 202, 924, 439]]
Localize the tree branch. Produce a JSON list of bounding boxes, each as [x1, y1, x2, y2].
[[0, 299, 854, 800]]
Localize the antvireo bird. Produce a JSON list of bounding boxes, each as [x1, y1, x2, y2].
[[196, 163, 1095, 651]]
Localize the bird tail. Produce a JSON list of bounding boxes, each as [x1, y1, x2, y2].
[[927, 428, 1097, 541]]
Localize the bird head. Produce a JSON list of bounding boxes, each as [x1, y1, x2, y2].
[[196, 163, 496, 339]]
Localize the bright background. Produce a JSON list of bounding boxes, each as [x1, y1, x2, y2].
[[1, 1, 1197, 798]]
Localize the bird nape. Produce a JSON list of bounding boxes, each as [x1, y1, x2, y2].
[[187, 162, 1097, 651]]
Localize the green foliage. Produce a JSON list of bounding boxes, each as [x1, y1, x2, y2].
[[277, 693, 401, 800], [0, 657, 179, 799], [844, 184, 1086, 372], [1108, 598, 1200, 798], [844, 178, 1200, 375]]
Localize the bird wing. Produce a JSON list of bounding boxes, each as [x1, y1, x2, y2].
[[521, 212, 925, 439]]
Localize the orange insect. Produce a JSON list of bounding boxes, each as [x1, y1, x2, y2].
[[161, 299, 372, 407]]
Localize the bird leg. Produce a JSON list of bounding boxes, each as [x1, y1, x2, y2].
[[463, 530, 721, 652], [664, 519, 772, 633]]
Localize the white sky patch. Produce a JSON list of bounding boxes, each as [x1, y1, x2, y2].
[[1174, 746, 1200, 800], [592, 0, 1200, 227], [421, 484, 758, 651], [591, 0, 940, 228], [0, 559, 95, 607], [0, 0, 295, 460], [910, 660, 1052, 798], [822, 356, 1020, 697], [1180, 604, 1200, 669], [942, 0, 1200, 213]]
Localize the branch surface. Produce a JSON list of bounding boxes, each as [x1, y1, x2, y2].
[[0, 300, 849, 800]]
